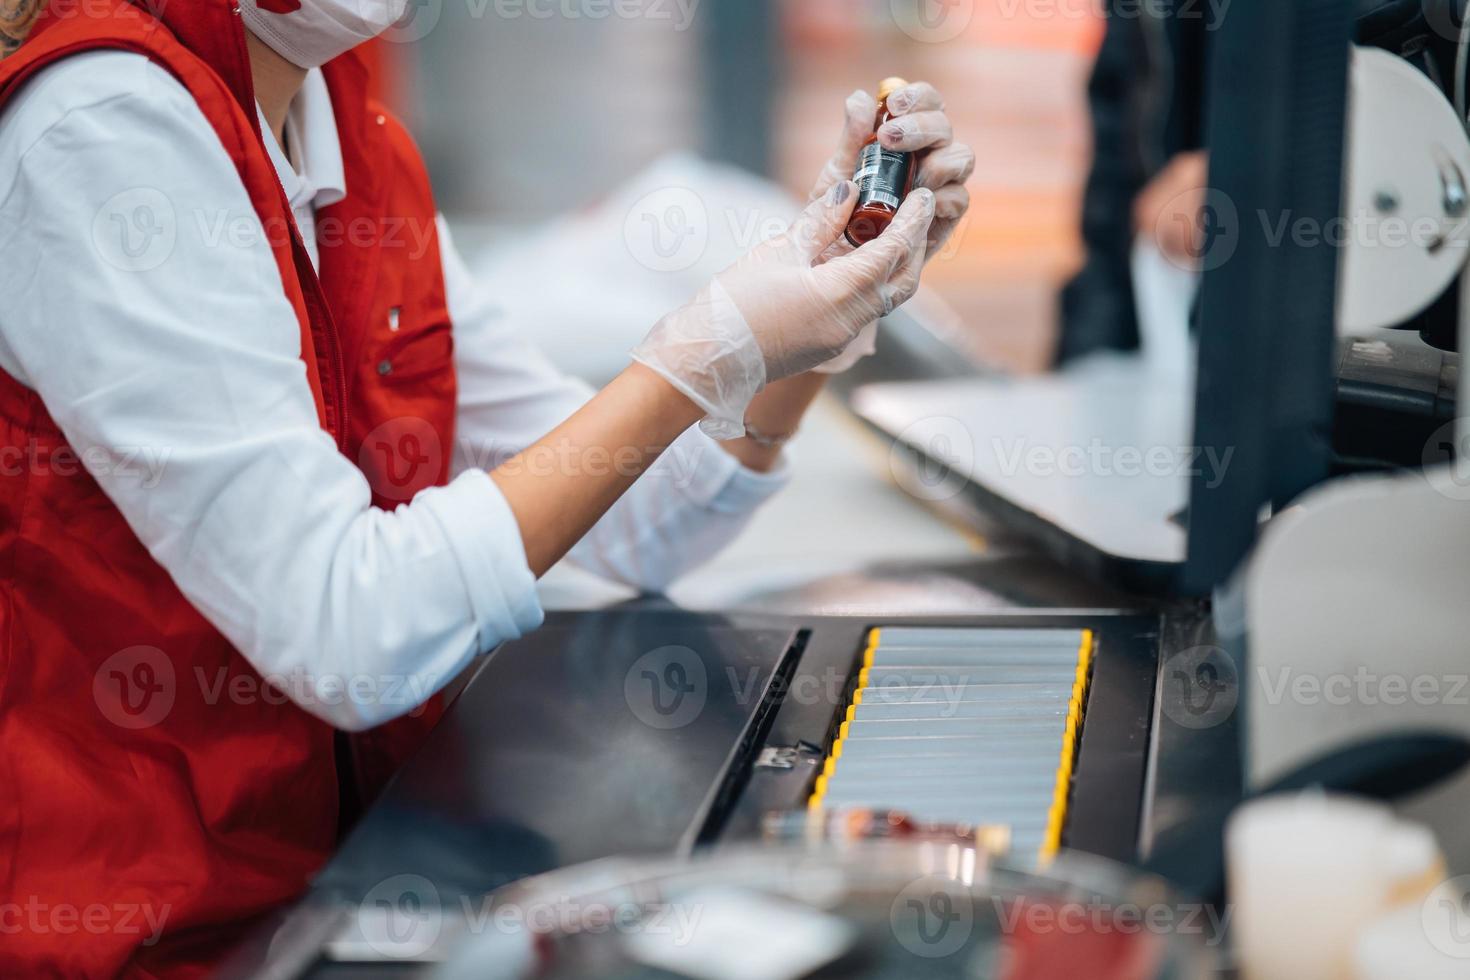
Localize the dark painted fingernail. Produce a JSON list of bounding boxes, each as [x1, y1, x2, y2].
[[828, 181, 851, 206]]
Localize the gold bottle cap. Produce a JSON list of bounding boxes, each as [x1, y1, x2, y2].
[[877, 77, 910, 101]]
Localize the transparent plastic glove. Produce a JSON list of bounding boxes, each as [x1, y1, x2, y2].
[[632, 181, 936, 440], [808, 82, 976, 375], [810, 321, 878, 376], [810, 82, 974, 257]]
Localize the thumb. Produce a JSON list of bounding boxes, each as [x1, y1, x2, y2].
[[787, 180, 858, 263]]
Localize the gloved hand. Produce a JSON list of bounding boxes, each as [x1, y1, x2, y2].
[[632, 180, 936, 440], [808, 81, 976, 374]]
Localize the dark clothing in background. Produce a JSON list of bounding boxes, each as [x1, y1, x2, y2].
[[1054, 0, 1210, 367], [1057, 0, 1463, 366]]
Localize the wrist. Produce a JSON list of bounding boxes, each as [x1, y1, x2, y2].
[[720, 373, 827, 473], [622, 361, 705, 433]]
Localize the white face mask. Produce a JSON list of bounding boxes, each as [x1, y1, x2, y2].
[[240, 0, 410, 70]]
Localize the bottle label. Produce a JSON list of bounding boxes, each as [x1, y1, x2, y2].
[[852, 142, 912, 210]]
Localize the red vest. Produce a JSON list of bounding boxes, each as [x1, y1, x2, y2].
[[0, 1, 459, 974]]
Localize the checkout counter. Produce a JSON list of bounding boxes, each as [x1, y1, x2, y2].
[[223, 0, 1470, 975], [219, 399, 1233, 977]]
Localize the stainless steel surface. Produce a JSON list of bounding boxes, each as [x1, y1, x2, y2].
[[540, 400, 1140, 618]]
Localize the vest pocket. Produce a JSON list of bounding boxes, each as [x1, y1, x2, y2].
[[369, 319, 453, 384]]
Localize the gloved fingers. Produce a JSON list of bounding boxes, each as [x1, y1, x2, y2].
[[811, 320, 879, 375], [932, 184, 970, 223], [820, 188, 935, 303], [915, 142, 976, 191], [885, 80, 945, 116], [926, 214, 964, 260], [809, 89, 880, 201], [878, 110, 953, 153], [922, 185, 969, 261], [788, 179, 859, 263], [817, 182, 960, 269], [867, 188, 937, 281], [813, 236, 855, 269], [880, 227, 929, 315], [631, 280, 767, 441]]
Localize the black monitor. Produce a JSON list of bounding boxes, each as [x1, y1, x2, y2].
[[1181, 0, 1355, 594]]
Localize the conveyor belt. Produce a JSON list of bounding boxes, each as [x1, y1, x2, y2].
[[808, 626, 1095, 863]]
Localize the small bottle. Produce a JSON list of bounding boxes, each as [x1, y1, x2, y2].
[[845, 76, 917, 248]]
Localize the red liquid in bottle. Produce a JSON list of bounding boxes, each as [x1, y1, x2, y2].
[[845, 77, 916, 248]]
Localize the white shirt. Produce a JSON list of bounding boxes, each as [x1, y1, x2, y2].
[[0, 51, 788, 731]]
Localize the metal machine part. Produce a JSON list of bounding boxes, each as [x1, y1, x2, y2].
[[1339, 46, 1470, 335], [1333, 333, 1460, 469]]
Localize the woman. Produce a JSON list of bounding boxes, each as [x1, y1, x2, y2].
[[0, 0, 973, 974]]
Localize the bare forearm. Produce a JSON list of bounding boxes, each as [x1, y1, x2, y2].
[[489, 362, 703, 576], [721, 372, 829, 472]]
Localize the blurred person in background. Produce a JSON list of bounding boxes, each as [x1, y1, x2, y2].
[[0, 0, 972, 974], [1056, 0, 1210, 365], [1056, 0, 1458, 365]]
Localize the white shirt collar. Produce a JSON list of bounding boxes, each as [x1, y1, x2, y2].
[[257, 68, 347, 213]]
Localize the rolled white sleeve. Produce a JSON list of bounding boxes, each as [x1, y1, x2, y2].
[[440, 217, 792, 593], [0, 52, 541, 732]]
